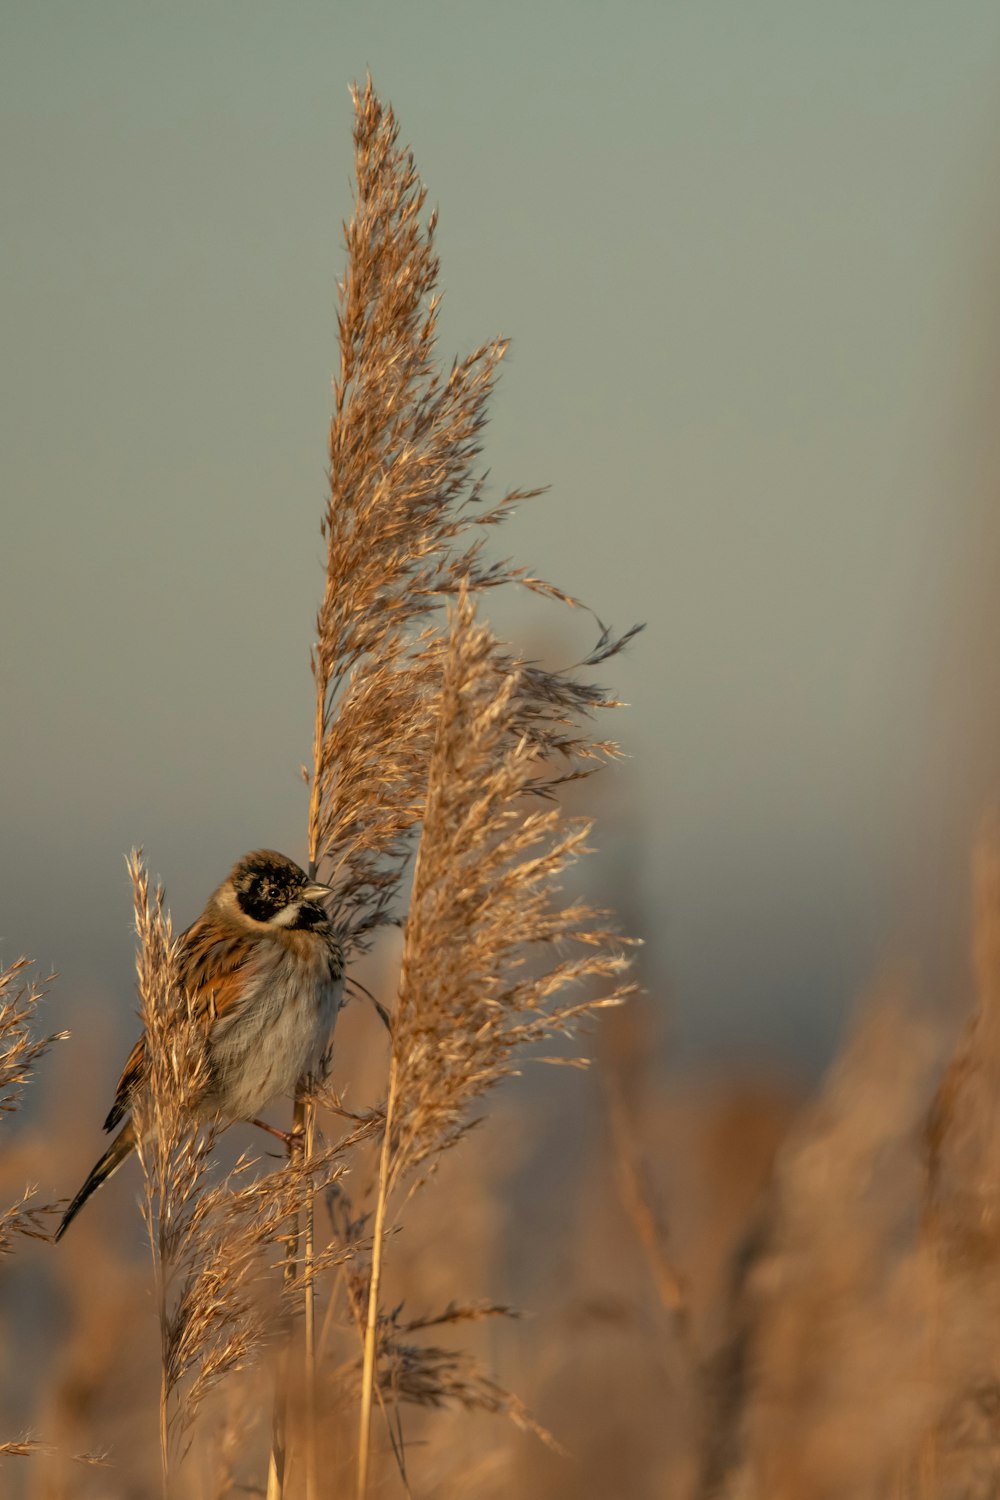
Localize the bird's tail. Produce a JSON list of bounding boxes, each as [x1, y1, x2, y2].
[[55, 1119, 136, 1241]]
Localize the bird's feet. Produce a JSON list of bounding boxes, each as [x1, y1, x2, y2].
[[250, 1117, 305, 1155]]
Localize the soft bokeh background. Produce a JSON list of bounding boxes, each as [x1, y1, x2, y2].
[[5, 2, 1000, 1098]]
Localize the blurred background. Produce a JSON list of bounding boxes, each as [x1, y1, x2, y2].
[[5, 4, 1000, 1493]]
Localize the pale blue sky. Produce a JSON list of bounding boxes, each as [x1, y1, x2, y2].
[[5, 2, 1000, 1079]]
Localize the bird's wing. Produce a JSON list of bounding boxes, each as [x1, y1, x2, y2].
[[181, 921, 260, 1035], [103, 1034, 147, 1132], [102, 918, 260, 1132]]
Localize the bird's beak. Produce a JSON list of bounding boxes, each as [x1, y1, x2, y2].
[[303, 881, 334, 903]]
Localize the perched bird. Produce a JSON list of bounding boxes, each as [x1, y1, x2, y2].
[[56, 850, 344, 1241]]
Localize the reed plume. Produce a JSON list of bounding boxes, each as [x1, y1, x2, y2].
[[0, 957, 66, 1252], [306, 77, 634, 943], [0, 958, 66, 1475], [383, 589, 633, 1183], [356, 589, 636, 1495], [277, 73, 639, 1500]]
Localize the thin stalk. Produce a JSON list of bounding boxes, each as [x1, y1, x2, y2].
[[307, 675, 327, 876], [268, 840, 323, 1500], [265, 1097, 308, 1500], [303, 1099, 318, 1500], [332, 1261, 410, 1494], [157, 1232, 169, 1500], [357, 756, 431, 1500], [264, 1411, 283, 1500], [356, 1053, 399, 1500]]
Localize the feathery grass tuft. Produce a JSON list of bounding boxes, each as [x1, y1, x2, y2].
[[0, 957, 67, 1467], [0, 958, 66, 1251], [284, 73, 640, 1500], [307, 77, 637, 950], [387, 587, 634, 1185], [356, 587, 636, 1494]]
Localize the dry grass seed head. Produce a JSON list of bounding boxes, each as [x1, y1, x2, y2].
[[0, 957, 66, 1250], [388, 588, 635, 1192], [129, 852, 212, 1269], [309, 79, 638, 956]]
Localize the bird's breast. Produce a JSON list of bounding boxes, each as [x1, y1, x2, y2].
[[203, 943, 343, 1121]]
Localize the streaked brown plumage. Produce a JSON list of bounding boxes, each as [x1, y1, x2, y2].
[[56, 850, 344, 1240]]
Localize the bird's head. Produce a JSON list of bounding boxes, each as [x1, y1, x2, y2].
[[227, 850, 333, 931]]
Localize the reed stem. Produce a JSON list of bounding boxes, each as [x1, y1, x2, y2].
[[265, 1094, 308, 1500], [303, 1098, 318, 1500], [158, 1255, 169, 1500], [356, 1055, 398, 1500]]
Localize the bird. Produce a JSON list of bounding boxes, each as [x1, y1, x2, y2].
[[55, 849, 344, 1241]]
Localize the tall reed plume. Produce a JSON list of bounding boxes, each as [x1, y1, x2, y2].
[[355, 587, 636, 1494], [288, 75, 639, 1499], [306, 77, 633, 941]]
